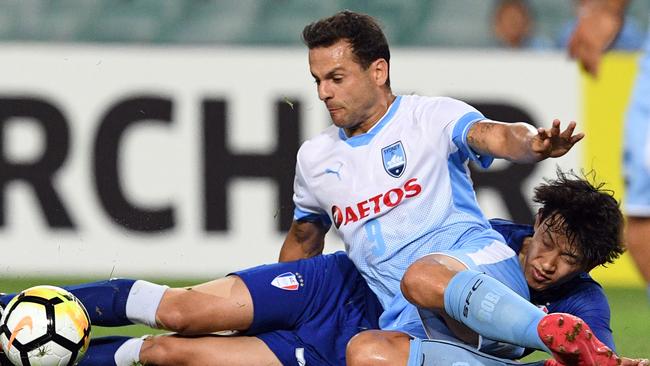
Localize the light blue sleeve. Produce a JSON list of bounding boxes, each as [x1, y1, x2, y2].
[[451, 111, 494, 169]]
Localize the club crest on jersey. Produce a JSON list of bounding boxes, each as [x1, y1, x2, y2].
[[382, 141, 406, 178], [271, 272, 303, 291]]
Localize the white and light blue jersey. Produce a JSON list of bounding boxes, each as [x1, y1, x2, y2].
[[293, 95, 510, 309]]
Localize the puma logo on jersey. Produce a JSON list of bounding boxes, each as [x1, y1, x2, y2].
[[323, 162, 343, 180], [331, 178, 422, 228]]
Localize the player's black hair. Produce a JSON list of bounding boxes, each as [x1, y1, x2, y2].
[[533, 169, 624, 269], [302, 10, 391, 87]]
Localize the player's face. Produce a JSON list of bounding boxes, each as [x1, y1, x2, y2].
[[308, 40, 384, 134], [520, 214, 586, 292]]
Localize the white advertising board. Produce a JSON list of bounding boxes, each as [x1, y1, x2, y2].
[[0, 45, 578, 277]]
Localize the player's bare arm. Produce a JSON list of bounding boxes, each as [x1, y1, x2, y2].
[[567, 0, 628, 76], [467, 119, 584, 163], [278, 220, 327, 262]]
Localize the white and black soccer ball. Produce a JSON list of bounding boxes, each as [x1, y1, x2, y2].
[[0, 285, 91, 366]]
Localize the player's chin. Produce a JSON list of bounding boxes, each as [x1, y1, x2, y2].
[[527, 275, 551, 291], [530, 284, 547, 292], [330, 114, 347, 126]]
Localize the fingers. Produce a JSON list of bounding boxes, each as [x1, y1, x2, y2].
[[545, 119, 583, 140], [561, 120, 577, 137], [582, 51, 601, 77], [561, 121, 583, 144], [537, 127, 550, 139], [568, 39, 600, 76], [571, 132, 585, 144], [550, 119, 561, 136]]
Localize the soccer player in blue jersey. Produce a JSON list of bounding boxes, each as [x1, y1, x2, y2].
[[346, 171, 647, 366]]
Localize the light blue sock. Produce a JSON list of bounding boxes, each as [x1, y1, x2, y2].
[[646, 284, 650, 304], [407, 338, 546, 366], [443, 270, 550, 352]]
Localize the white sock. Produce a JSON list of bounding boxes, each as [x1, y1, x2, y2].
[[125, 280, 168, 328], [114, 338, 143, 366]]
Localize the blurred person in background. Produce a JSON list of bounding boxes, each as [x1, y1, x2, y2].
[[557, 0, 644, 50], [492, 0, 553, 49], [567, 0, 650, 303]]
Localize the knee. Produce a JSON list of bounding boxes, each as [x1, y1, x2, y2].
[[156, 295, 193, 334], [140, 336, 189, 366], [400, 258, 450, 309], [346, 331, 408, 366]]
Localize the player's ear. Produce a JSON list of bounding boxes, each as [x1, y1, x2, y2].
[[371, 58, 389, 87]]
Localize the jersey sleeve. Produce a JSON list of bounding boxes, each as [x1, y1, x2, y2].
[[292, 146, 332, 228], [488, 219, 534, 253], [421, 97, 494, 168], [548, 284, 615, 351]]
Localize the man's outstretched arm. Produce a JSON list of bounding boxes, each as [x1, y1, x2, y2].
[[467, 119, 584, 164]]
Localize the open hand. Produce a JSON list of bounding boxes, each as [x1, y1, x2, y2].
[[531, 119, 584, 159]]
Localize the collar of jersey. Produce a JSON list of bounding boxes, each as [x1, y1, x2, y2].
[[338, 95, 402, 147]]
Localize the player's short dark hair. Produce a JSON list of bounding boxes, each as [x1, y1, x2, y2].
[[533, 169, 624, 269], [302, 10, 391, 87]]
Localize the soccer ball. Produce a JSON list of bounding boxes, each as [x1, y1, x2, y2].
[[0, 285, 91, 366]]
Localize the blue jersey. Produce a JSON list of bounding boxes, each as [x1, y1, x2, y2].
[[489, 219, 615, 351], [234, 220, 613, 365]]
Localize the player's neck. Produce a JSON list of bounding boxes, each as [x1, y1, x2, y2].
[[345, 93, 396, 137]]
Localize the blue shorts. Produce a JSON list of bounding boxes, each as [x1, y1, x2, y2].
[[624, 54, 650, 216], [232, 252, 383, 366]]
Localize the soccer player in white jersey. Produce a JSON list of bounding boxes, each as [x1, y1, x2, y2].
[[295, 10, 622, 366]]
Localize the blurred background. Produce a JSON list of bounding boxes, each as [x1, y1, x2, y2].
[[0, 0, 648, 360], [0, 0, 647, 48]]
